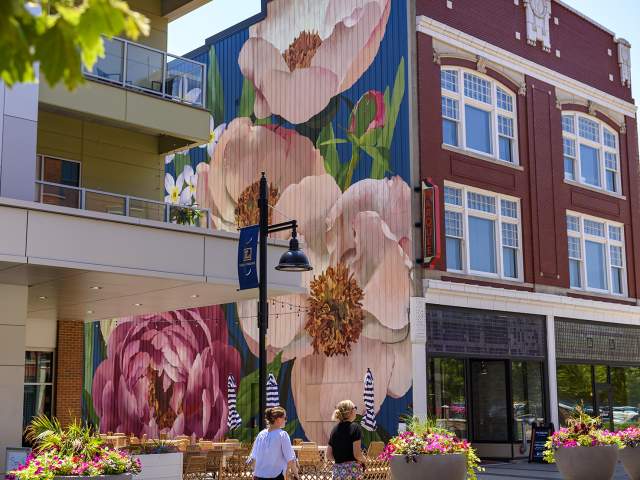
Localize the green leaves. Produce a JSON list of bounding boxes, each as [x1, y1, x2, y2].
[[0, 0, 149, 89], [207, 47, 224, 123], [238, 77, 255, 118]]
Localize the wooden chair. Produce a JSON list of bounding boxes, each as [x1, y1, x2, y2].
[[198, 440, 214, 451], [183, 455, 208, 480], [366, 441, 385, 460], [186, 444, 202, 454], [363, 459, 391, 480], [292, 438, 303, 446], [298, 445, 322, 475], [219, 454, 252, 479], [205, 450, 224, 479]]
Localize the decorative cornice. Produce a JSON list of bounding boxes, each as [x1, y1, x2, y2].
[[620, 122, 627, 134], [432, 49, 441, 65], [417, 15, 637, 118], [555, 98, 563, 110], [518, 82, 527, 96]]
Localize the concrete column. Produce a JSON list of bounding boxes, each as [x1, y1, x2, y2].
[[0, 284, 27, 473], [410, 297, 427, 419], [546, 315, 559, 429]]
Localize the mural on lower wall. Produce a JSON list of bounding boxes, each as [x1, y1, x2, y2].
[[84, 0, 414, 444]]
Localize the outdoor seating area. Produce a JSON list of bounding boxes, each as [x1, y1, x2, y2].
[[100, 434, 391, 479]]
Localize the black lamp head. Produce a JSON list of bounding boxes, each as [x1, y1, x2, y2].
[[275, 236, 313, 272]]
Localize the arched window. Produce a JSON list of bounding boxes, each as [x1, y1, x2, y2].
[[562, 112, 621, 194], [440, 68, 518, 165]]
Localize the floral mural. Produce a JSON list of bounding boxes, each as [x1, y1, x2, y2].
[[85, 0, 413, 444]]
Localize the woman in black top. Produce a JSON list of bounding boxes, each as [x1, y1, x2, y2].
[[327, 400, 367, 480]]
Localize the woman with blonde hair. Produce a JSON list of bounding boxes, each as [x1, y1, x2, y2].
[[326, 400, 367, 480], [248, 407, 300, 480]]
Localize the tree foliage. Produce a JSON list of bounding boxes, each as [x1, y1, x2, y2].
[[0, 0, 149, 89]]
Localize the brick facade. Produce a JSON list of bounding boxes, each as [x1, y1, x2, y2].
[[55, 320, 84, 427]]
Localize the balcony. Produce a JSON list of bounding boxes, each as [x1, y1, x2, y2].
[[84, 37, 206, 108], [35, 180, 209, 229]]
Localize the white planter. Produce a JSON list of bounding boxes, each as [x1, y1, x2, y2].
[[133, 453, 183, 480]]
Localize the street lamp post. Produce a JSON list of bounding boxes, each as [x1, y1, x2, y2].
[[257, 172, 312, 431]]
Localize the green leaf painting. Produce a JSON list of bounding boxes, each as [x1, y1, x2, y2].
[[207, 48, 224, 123], [239, 77, 256, 118]]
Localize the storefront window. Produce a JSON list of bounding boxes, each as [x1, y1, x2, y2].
[[611, 367, 640, 430], [557, 364, 594, 426], [23, 351, 54, 441], [428, 358, 467, 439], [471, 360, 509, 442], [511, 361, 545, 441]]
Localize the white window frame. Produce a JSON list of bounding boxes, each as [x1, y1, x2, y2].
[[562, 112, 621, 195], [566, 211, 627, 297], [440, 67, 519, 165], [444, 182, 523, 281]]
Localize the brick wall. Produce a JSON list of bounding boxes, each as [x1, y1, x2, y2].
[[55, 320, 84, 427]]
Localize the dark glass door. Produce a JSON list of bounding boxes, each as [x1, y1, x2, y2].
[[471, 360, 509, 442]]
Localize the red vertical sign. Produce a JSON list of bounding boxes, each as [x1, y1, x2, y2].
[[422, 179, 441, 265]]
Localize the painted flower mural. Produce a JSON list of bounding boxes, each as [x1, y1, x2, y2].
[[88, 0, 412, 446], [239, 0, 391, 124], [91, 307, 240, 440]]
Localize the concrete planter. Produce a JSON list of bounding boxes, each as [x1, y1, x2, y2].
[[54, 476, 132, 480], [620, 447, 640, 480], [555, 446, 619, 480], [133, 452, 183, 480], [389, 453, 466, 480]]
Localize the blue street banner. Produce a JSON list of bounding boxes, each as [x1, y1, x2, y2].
[[238, 225, 259, 290]]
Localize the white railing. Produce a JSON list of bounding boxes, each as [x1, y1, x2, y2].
[[35, 180, 210, 229], [83, 36, 206, 108]]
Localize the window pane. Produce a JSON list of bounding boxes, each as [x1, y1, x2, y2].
[[471, 360, 508, 442], [611, 267, 624, 295], [498, 116, 514, 137], [467, 191, 496, 213], [496, 87, 513, 112], [584, 219, 605, 237], [611, 367, 640, 430], [512, 362, 545, 442], [503, 247, 517, 278], [443, 119, 458, 146], [585, 240, 607, 290], [605, 152, 618, 170], [567, 216, 580, 232], [580, 144, 601, 187], [22, 385, 53, 433], [441, 96, 459, 119], [502, 222, 518, 248], [469, 216, 497, 273], [609, 226, 622, 241], [444, 186, 462, 206], [429, 358, 467, 439], [563, 138, 576, 157], [610, 245, 623, 267], [564, 156, 575, 180], [445, 211, 463, 237], [464, 73, 492, 103], [42, 157, 80, 187], [499, 137, 513, 162], [446, 237, 463, 270], [441, 70, 459, 93], [501, 199, 518, 218], [24, 351, 53, 383], [579, 117, 600, 142], [557, 364, 594, 426], [570, 259, 582, 288], [465, 105, 492, 154], [568, 237, 581, 259], [606, 170, 617, 192], [562, 115, 575, 134], [604, 129, 617, 149]]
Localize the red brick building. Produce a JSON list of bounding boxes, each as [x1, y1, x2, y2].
[[409, 0, 639, 458]]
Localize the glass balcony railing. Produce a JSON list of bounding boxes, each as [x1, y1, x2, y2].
[[35, 180, 210, 229], [83, 37, 206, 108]]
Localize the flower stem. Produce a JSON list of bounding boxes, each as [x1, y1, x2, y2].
[[342, 146, 360, 190]]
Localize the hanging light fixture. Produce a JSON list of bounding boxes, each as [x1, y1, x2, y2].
[[275, 232, 313, 272]]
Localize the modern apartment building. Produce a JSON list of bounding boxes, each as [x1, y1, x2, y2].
[[410, 0, 639, 459], [0, 0, 302, 471]]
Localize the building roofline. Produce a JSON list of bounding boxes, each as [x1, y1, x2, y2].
[[553, 0, 616, 38]]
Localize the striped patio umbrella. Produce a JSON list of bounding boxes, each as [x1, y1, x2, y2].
[[227, 374, 242, 430], [266, 373, 280, 408], [361, 368, 377, 431]]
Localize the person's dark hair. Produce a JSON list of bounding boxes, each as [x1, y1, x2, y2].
[[265, 406, 287, 426]]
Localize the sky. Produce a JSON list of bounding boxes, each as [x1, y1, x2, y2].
[[168, 0, 639, 112]]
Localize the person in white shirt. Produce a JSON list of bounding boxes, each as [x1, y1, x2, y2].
[[248, 407, 300, 480]]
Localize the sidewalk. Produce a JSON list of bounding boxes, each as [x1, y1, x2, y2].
[[479, 462, 630, 479]]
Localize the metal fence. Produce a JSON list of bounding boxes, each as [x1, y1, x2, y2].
[[83, 36, 206, 108], [35, 180, 209, 229]]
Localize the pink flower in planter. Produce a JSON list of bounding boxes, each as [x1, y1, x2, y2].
[[238, 0, 391, 124], [92, 306, 240, 440]]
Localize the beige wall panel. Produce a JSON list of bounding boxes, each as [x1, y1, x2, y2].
[[0, 325, 26, 365], [39, 82, 127, 121], [0, 207, 27, 258], [25, 317, 57, 350], [0, 366, 26, 472], [126, 92, 209, 142], [26, 211, 205, 277]]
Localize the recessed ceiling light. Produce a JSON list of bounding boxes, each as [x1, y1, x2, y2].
[[87, 310, 94, 314], [191, 294, 199, 299], [90, 286, 102, 290], [134, 303, 142, 307], [38, 296, 47, 300]]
